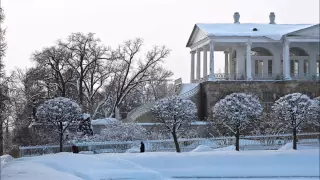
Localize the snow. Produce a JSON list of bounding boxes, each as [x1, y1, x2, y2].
[[278, 143, 319, 151], [126, 147, 140, 153], [1, 155, 14, 168], [1, 153, 163, 180], [179, 83, 199, 95], [78, 151, 94, 154], [91, 118, 119, 125], [2, 147, 319, 180], [191, 145, 213, 152], [196, 23, 315, 40], [213, 145, 236, 151]]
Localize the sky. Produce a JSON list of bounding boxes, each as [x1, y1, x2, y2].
[[2, 0, 320, 83]]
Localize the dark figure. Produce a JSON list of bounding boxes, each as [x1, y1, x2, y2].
[[140, 141, 145, 153], [72, 145, 79, 153]]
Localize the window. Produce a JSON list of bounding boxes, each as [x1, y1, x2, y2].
[[304, 60, 308, 74], [255, 60, 264, 76], [290, 60, 298, 75], [268, 60, 272, 75], [251, 47, 273, 56], [290, 47, 309, 56]]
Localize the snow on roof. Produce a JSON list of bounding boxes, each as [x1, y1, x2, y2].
[[179, 83, 199, 95], [196, 23, 315, 40], [91, 118, 119, 125]]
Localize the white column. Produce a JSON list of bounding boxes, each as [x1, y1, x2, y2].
[[190, 51, 195, 83], [282, 40, 291, 80], [236, 46, 246, 79], [229, 50, 234, 78], [272, 47, 282, 78], [309, 48, 318, 78], [224, 51, 229, 78], [203, 48, 207, 78], [246, 42, 252, 80], [196, 49, 201, 80], [209, 40, 215, 81]]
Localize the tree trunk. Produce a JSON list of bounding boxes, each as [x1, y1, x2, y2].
[[171, 131, 180, 153], [79, 77, 83, 105], [235, 128, 240, 151], [293, 127, 297, 150], [59, 122, 63, 152], [0, 119, 3, 155]]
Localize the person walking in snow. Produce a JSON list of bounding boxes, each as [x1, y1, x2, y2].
[[140, 141, 145, 153]]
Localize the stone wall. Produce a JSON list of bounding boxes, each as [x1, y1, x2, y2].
[[201, 80, 320, 120]]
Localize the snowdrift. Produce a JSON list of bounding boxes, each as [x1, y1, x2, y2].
[[2, 147, 319, 180], [191, 145, 213, 152]]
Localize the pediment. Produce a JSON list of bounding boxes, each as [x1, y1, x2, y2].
[[186, 25, 208, 47], [288, 24, 320, 37]]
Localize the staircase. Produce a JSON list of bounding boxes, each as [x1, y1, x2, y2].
[[125, 83, 200, 122]]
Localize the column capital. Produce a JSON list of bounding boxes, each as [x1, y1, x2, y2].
[[246, 40, 252, 46], [190, 51, 196, 54], [283, 38, 290, 45], [224, 51, 229, 55], [196, 48, 201, 52]]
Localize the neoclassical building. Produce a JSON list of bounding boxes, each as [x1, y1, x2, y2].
[[125, 12, 320, 127], [186, 12, 320, 82]]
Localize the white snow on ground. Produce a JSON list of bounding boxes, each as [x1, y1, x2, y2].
[[126, 147, 140, 153], [1, 146, 319, 180], [213, 145, 236, 151], [1, 152, 163, 180], [278, 142, 319, 151], [179, 83, 199, 95], [1, 155, 14, 168], [191, 145, 213, 152], [90, 118, 119, 125]]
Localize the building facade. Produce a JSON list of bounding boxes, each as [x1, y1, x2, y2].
[[186, 12, 320, 82]]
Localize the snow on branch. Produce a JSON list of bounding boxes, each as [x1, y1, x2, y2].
[[271, 93, 313, 129], [36, 97, 82, 133], [151, 96, 197, 133], [212, 93, 262, 134]]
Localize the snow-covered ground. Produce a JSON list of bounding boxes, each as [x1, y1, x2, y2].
[[1, 145, 319, 180]]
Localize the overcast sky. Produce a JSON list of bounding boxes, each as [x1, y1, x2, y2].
[[2, 0, 319, 82]]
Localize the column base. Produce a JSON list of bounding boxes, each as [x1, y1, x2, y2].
[[246, 77, 253, 81], [284, 76, 292, 80]]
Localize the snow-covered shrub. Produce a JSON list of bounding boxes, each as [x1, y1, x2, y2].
[[36, 97, 82, 152], [88, 119, 146, 142], [151, 96, 197, 152], [212, 93, 262, 151], [271, 93, 313, 150], [308, 97, 320, 127], [77, 113, 93, 137]]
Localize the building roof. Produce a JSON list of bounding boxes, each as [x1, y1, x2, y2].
[[186, 23, 319, 47]]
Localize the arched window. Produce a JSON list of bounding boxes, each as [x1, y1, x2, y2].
[[251, 47, 273, 56], [290, 47, 309, 56]]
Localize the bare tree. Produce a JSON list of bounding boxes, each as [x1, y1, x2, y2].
[[32, 46, 75, 97], [110, 38, 170, 118], [59, 32, 111, 106]]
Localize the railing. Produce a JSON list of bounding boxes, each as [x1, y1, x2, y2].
[[196, 73, 320, 82], [125, 83, 201, 121], [19, 133, 319, 157]]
